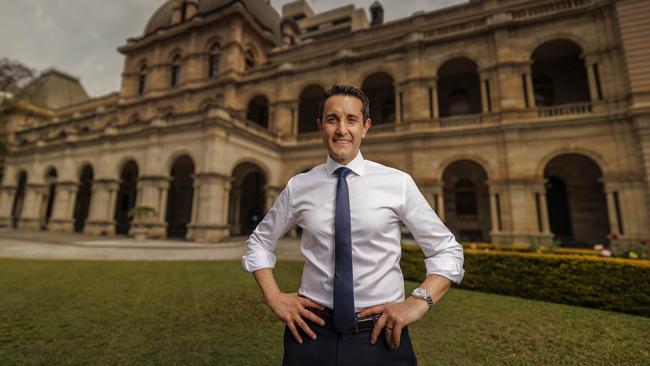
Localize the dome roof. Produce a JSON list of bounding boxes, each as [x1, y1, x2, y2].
[[144, 0, 281, 42]]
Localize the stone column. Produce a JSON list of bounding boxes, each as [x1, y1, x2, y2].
[[532, 180, 551, 236], [47, 181, 78, 233], [270, 101, 296, 137], [584, 55, 600, 102], [525, 72, 535, 108], [0, 185, 17, 227], [186, 172, 231, 242], [264, 185, 281, 213], [480, 73, 490, 114], [84, 178, 120, 236], [228, 187, 242, 236], [130, 175, 170, 239], [500, 179, 552, 245], [17, 183, 45, 230]]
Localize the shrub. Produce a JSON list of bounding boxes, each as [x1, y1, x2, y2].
[[401, 246, 650, 317]]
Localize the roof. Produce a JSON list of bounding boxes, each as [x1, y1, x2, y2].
[[24, 69, 89, 110], [144, 0, 281, 43]]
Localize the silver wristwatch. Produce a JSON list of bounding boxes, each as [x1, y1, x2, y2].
[[411, 288, 434, 309]]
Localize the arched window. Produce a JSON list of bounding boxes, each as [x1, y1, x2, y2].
[[245, 49, 256, 70], [138, 64, 147, 96], [170, 54, 181, 87], [247, 95, 269, 129], [531, 39, 589, 106], [361, 72, 395, 124], [454, 179, 477, 215], [208, 43, 221, 78], [437, 57, 481, 117], [298, 85, 325, 134]]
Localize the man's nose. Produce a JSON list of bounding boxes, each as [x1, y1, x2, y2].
[[335, 121, 349, 134]]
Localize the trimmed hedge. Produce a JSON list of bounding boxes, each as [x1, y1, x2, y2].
[[462, 243, 602, 256], [401, 246, 650, 317]]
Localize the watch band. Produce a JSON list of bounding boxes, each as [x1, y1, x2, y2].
[[411, 288, 434, 308]]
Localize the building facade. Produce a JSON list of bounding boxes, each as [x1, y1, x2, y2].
[[2, 0, 649, 250]]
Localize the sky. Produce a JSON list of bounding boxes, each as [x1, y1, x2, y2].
[[0, 0, 466, 97]]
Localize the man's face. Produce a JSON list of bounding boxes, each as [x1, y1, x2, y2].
[[317, 95, 371, 165]]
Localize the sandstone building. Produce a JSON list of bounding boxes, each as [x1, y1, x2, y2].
[[2, 0, 649, 250]]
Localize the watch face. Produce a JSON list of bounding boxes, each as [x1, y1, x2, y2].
[[413, 288, 427, 297]]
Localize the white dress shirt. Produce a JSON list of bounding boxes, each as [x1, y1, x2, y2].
[[242, 151, 465, 312]]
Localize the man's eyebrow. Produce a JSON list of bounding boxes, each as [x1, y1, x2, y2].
[[325, 113, 339, 118]]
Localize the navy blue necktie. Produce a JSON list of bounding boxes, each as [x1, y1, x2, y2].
[[333, 167, 355, 333]]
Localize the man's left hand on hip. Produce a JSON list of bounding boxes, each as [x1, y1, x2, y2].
[[357, 296, 429, 349]]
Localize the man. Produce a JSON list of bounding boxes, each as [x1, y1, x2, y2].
[[242, 84, 464, 365]]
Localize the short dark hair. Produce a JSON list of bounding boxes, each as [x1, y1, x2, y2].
[[318, 84, 370, 122]]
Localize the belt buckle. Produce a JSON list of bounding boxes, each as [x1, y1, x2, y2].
[[354, 314, 379, 334]]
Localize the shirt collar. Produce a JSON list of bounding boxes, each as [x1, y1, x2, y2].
[[325, 151, 366, 177]]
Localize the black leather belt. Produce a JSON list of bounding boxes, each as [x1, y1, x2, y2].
[[309, 307, 380, 334]]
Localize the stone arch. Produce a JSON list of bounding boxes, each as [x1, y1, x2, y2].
[[167, 48, 184, 62], [165, 149, 200, 175], [535, 147, 608, 181], [203, 36, 223, 52], [298, 84, 326, 134], [437, 57, 482, 117], [528, 33, 589, 58], [74, 164, 94, 233], [113, 155, 144, 178], [114, 160, 139, 235], [542, 153, 609, 246], [530, 38, 590, 106], [354, 66, 399, 89], [434, 51, 485, 75], [228, 161, 268, 236], [361, 72, 396, 124], [435, 154, 494, 182], [228, 157, 273, 186], [441, 159, 492, 242], [166, 154, 195, 239]]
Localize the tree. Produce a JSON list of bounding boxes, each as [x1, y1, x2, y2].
[[0, 58, 35, 96], [0, 58, 36, 165]]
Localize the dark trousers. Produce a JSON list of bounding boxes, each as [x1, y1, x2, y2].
[[282, 318, 417, 366]]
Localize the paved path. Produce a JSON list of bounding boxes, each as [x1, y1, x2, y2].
[[0, 228, 303, 261]]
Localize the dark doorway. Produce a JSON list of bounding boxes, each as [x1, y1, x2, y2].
[[166, 155, 195, 238], [442, 160, 491, 242], [11, 171, 27, 228], [115, 161, 138, 235], [74, 165, 93, 233], [545, 176, 573, 242], [544, 154, 609, 246], [41, 168, 57, 230], [229, 163, 266, 236]]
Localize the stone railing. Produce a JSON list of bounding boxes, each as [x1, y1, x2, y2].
[[510, 0, 591, 20], [536, 102, 593, 118], [440, 114, 482, 128]]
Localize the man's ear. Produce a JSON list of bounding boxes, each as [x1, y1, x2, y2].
[[317, 118, 324, 135], [361, 118, 371, 138]]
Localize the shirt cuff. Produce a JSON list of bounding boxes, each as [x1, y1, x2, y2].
[[424, 256, 465, 285], [242, 251, 277, 272]]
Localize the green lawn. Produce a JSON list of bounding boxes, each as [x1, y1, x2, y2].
[[0, 259, 648, 365]]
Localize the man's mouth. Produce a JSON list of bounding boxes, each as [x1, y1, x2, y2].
[[333, 138, 351, 144]]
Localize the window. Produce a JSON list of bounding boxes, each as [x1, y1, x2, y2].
[[138, 65, 147, 96], [245, 50, 256, 70], [209, 44, 220, 78], [170, 55, 181, 87]]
